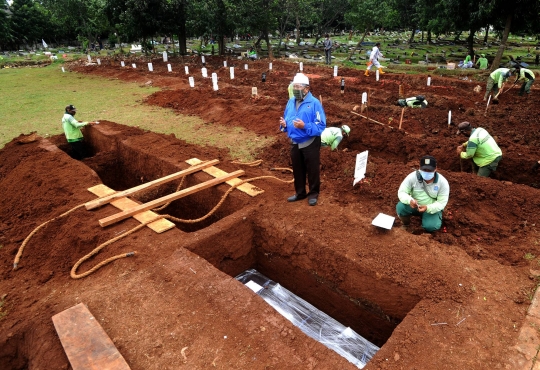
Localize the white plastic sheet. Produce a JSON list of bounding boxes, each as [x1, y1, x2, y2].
[[236, 269, 379, 368]]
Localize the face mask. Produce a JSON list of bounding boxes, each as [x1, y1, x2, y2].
[[420, 170, 435, 181], [293, 89, 306, 101]]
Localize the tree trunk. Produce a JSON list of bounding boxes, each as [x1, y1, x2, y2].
[[490, 14, 512, 71], [427, 29, 432, 43], [421, 30, 424, 43], [295, 16, 300, 44], [483, 25, 489, 44], [264, 33, 273, 59], [177, 0, 187, 55], [467, 29, 475, 57], [408, 27, 415, 44], [346, 27, 369, 61]]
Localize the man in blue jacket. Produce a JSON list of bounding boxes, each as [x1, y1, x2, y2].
[[279, 73, 326, 206]]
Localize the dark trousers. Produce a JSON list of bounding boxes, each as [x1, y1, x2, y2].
[[325, 49, 331, 65], [291, 136, 321, 200], [69, 140, 88, 160]]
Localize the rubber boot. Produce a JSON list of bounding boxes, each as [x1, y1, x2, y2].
[[399, 215, 411, 230], [364, 69, 369, 77], [378, 67, 385, 75]]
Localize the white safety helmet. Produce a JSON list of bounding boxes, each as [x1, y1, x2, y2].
[[341, 125, 351, 136], [292, 73, 310, 86]]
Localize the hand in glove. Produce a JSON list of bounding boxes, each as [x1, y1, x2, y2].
[[456, 145, 464, 155]]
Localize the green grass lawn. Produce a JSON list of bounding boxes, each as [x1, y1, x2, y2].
[[0, 64, 272, 160]]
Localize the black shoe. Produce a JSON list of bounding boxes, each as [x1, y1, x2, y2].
[[288, 194, 306, 202], [308, 198, 318, 206]]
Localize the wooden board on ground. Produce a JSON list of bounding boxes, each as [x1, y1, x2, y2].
[[186, 158, 264, 197], [52, 303, 131, 370], [88, 184, 175, 233]]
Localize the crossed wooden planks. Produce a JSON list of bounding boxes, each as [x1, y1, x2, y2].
[[52, 303, 131, 370]]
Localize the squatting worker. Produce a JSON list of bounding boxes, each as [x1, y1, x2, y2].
[[484, 67, 512, 101], [62, 105, 96, 160], [395, 95, 428, 108], [456, 121, 502, 177], [516, 67, 535, 96], [396, 155, 450, 233], [279, 73, 326, 206], [321, 125, 350, 151], [476, 54, 488, 70], [365, 42, 385, 77]]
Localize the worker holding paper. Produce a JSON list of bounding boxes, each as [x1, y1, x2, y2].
[[396, 156, 450, 232]]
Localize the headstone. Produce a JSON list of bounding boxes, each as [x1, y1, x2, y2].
[[87, 55, 91, 62], [202, 56, 206, 64], [448, 110, 452, 125], [252, 87, 258, 96], [333, 65, 338, 77], [299, 62, 303, 71], [132, 63, 136, 68], [427, 76, 431, 86], [244, 64, 248, 70], [353, 150, 369, 186], [230, 67, 234, 79], [224, 60, 227, 67], [163, 51, 168, 62], [167, 64, 172, 72], [121, 61, 125, 67], [148, 63, 153, 72], [371, 213, 395, 229], [61, 67, 65, 73], [376, 69, 379, 81], [201, 67, 208, 78], [185, 66, 189, 75], [362, 92, 368, 104], [269, 62, 273, 70], [188, 76, 195, 88], [97, 59, 101, 66]]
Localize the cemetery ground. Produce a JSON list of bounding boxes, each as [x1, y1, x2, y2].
[[1, 56, 540, 369]]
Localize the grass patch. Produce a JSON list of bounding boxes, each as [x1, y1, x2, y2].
[[0, 64, 271, 160]]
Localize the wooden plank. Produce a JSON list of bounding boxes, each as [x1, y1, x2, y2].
[[99, 170, 245, 227], [52, 303, 131, 370], [88, 184, 175, 234], [186, 158, 264, 197], [85, 159, 220, 210]]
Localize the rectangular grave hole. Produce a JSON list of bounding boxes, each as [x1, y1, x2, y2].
[[187, 219, 422, 367], [68, 136, 244, 232]]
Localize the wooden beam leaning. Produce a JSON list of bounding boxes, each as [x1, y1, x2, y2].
[[186, 158, 264, 197], [99, 170, 245, 227], [85, 159, 220, 210]]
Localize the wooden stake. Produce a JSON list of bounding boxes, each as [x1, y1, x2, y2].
[[399, 108, 405, 129]]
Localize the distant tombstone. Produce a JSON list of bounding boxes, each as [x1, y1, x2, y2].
[[148, 63, 153, 71], [163, 51, 168, 62], [167, 64, 172, 72]]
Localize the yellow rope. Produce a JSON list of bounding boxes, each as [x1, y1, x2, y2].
[[231, 159, 263, 167], [152, 176, 186, 211], [13, 204, 86, 270], [15, 163, 293, 279]]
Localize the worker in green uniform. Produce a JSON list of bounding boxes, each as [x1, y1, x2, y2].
[[62, 105, 96, 160], [396, 155, 450, 232], [396, 95, 428, 108], [456, 122, 502, 177], [516, 67, 535, 96], [484, 68, 512, 101], [476, 54, 488, 70], [321, 125, 350, 150]]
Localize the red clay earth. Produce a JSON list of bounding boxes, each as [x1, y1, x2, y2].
[[1, 56, 540, 369]]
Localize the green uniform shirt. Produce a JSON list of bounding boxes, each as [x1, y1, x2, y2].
[[405, 97, 428, 108], [464, 55, 471, 63], [476, 57, 488, 70], [321, 127, 343, 150], [518, 68, 535, 81], [460, 128, 502, 167], [398, 171, 450, 214], [62, 113, 87, 142], [490, 68, 511, 88]]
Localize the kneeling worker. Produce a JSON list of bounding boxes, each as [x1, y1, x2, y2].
[[396, 155, 450, 232], [516, 67, 535, 96], [456, 121, 502, 177], [396, 95, 428, 108], [321, 125, 350, 151]]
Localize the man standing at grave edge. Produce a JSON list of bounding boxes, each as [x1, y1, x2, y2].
[[396, 156, 450, 232], [62, 105, 96, 160], [279, 73, 326, 206]]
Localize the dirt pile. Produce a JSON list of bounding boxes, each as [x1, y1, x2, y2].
[[1, 58, 540, 369]]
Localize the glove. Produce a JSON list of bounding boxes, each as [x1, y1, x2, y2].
[[456, 145, 464, 155], [532, 162, 540, 171]]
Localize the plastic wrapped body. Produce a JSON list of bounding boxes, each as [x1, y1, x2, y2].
[[235, 269, 380, 368]]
